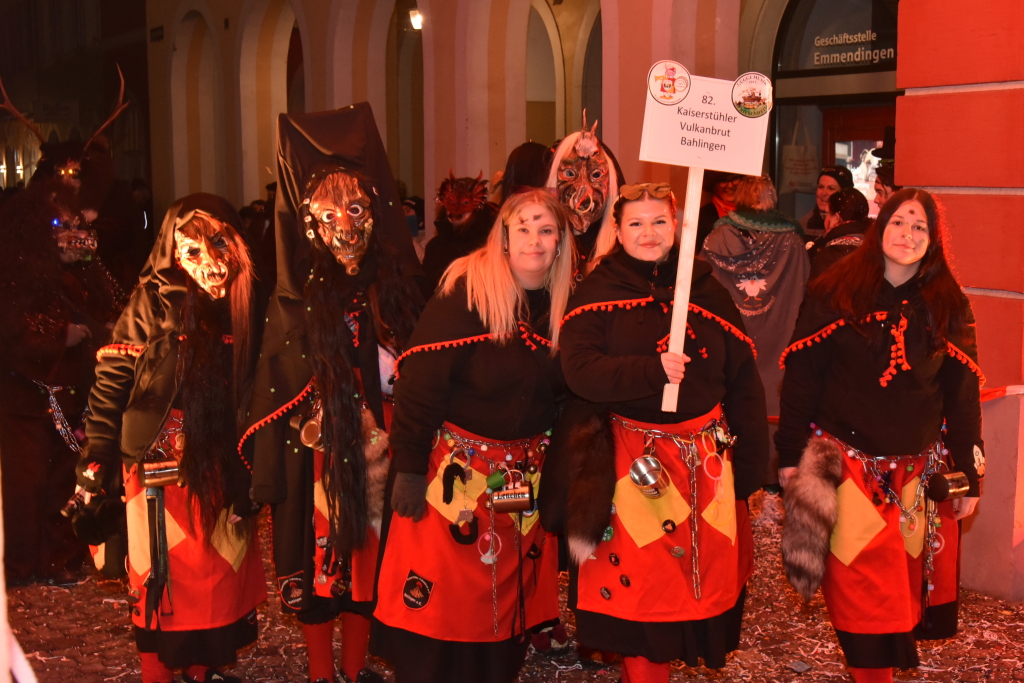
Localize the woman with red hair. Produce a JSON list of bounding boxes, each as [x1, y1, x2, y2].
[[778, 189, 984, 683]]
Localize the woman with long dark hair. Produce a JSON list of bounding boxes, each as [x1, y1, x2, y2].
[[558, 183, 768, 682], [372, 189, 574, 683], [779, 189, 984, 683], [74, 194, 265, 683]]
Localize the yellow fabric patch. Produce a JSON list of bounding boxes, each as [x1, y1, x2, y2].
[[613, 472, 691, 548], [901, 476, 925, 558], [513, 471, 542, 536], [126, 491, 187, 578], [426, 465, 488, 524], [210, 509, 250, 571], [313, 479, 330, 521], [700, 460, 737, 545], [830, 478, 886, 566]]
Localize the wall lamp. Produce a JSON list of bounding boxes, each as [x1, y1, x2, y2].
[[410, 9, 423, 30]]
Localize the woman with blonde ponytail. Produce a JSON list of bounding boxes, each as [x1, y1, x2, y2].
[[373, 190, 574, 683]]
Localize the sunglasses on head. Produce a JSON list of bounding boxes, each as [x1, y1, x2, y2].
[[619, 182, 673, 201]]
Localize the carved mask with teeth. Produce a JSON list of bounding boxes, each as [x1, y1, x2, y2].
[[52, 212, 98, 264], [556, 122, 610, 234], [174, 212, 237, 299], [305, 171, 373, 275]]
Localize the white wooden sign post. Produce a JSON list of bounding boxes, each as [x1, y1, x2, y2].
[[638, 62, 773, 412]]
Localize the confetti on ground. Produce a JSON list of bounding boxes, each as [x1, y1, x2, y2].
[[8, 494, 1024, 682]]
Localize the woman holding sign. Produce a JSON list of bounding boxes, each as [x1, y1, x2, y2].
[[373, 190, 573, 683], [559, 183, 768, 681], [778, 189, 984, 683]]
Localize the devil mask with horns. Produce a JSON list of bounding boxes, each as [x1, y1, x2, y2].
[[436, 172, 489, 232], [549, 115, 613, 235], [302, 170, 374, 276]]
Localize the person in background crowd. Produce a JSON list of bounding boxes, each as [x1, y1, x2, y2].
[[702, 175, 809, 486], [808, 188, 871, 280], [421, 172, 497, 297], [500, 141, 551, 204], [374, 189, 572, 683], [75, 193, 266, 683], [872, 127, 901, 211], [558, 182, 768, 683], [0, 181, 127, 584], [696, 171, 743, 255], [244, 104, 422, 683], [778, 189, 984, 683], [802, 166, 854, 242]]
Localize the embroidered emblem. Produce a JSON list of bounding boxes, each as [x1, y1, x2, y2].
[[973, 445, 986, 477], [278, 572, 305, 610], [403, 570, 434, 610], [735, 277, 767, 299], [83, 462, 100, 481]]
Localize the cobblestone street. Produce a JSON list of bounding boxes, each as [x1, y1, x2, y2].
[[8, 496, 1024, 682]]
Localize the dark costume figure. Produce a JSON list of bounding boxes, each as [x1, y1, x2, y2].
[[557, 247, 769, 675], [778, 190, 984, 683], [373, 189, 571, 683], [500, 141, 551, 203], [701, 176, 809, 431], [802, 166, 854, 243], [242, 104, 420, 683], [695, 171, 742, 256], [808, 188, 871, 280], [0, 182, 126, 582], [2, 70, 149, 290], [75, 194, 266, 683], [421, 172, 496, 297], [546, 115, 624, 273]]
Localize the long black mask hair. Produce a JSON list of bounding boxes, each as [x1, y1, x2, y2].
[[303, 169, 419, 557], [177, 220, 256, 542]]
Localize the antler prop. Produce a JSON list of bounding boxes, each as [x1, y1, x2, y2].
[[85, 64, 130, 151], [0, 75, 45, 145]]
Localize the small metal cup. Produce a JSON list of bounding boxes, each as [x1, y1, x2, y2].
[[926, 471, 970, 503], [491, 471, 534, 513], [289, 413, 324, 450], [140, 457, 181, 488], [629, 456, 669, 499]]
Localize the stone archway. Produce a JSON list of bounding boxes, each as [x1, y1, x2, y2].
[[238, 0, 301, 203], [171, 10, 226, 197]]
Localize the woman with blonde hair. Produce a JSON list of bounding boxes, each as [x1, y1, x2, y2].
[[372, 189, 574, 683], [558, 183, 768, 682]]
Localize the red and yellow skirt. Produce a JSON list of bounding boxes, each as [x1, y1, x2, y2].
[[576, 405, 753, 623], [124, 411, 266, 631], [818, 431, 958, 635], [374, 423, 560, 643]]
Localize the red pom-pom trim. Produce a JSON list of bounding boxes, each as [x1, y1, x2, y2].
[[236, 380, 316, 463], [562, 297, 655, 322], [779, 312, 888, 369], [687, 304, 756, 358], [96, 344, 145, 360], [393, 334, 495, 378], [947, 342, 987, 386]]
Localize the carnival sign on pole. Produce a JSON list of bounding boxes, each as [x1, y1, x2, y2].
[[638, 61, 772, 411]]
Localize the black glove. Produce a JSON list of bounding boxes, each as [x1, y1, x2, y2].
[[391, 472, 428, 521], [75, 447, 119, 495], [230, 487, 262, 520], [71, 495, 126, 546]]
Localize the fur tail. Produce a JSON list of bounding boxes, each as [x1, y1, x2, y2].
[[565, 413, 616, 566], [362, 407, 390, 536], [781, 437, 843, 602]]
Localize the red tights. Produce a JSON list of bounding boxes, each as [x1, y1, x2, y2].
[[849, 667, 894, 683], [302, 613, 372, 682], [140, 653, 212, 683], [621, 656, 670, 683]]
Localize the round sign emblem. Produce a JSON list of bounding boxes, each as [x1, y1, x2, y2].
[[647, 60, 691, 106], [731, 72, 773, 118]]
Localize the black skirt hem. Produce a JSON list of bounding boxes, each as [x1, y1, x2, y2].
[[571, 587, 747, 669], [914, 599, 958, 641], [134, 610, 258, 669], [370, 617, 556, 683], [835, 629, 920, 669]]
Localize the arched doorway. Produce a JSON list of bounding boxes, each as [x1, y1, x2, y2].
[[771, 0, 898, 223], [387, 0, 425, 198], [238, 0, 303, 204], [525, 0, 564, 146], [580, 11, 602, 136], [171, 10, 225, 197]]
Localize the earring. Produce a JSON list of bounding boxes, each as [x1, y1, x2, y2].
[[503, 242, 509, 254], [556, 247, 561, 257]]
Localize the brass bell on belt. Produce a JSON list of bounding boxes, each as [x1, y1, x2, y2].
[[490, 469, 534, 513]]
